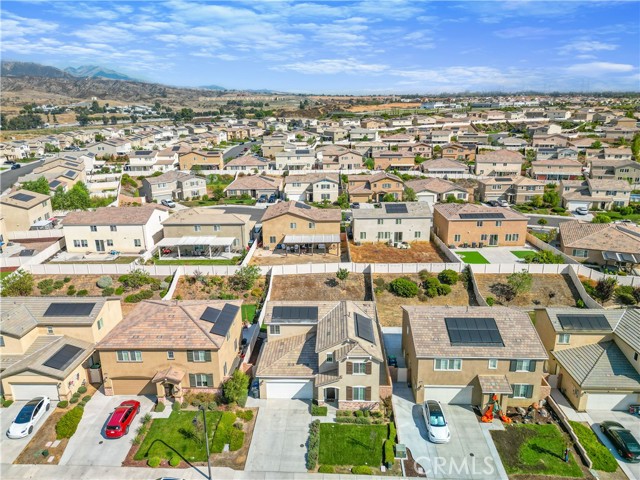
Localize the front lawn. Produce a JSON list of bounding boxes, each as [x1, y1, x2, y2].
[[511, 251, 536, 260], [492, 424, 583, 477], [569, 421, 618, 472], [458, 251, 490, 264], [319, 423, 387, 467]]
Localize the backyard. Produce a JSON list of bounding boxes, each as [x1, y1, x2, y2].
[[151, 257, 242, 266], [250, 248, 347, 265], [173, 274, 266, 303], [474, 273, 581, 308], [269, 273, 369, 301], [319, 423, 387, 468], [457, 251, 490, 264], [349, 241, 447, 264]]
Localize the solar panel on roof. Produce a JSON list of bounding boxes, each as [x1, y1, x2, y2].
[[494, 178, 512, 182], [64, 170, 77, 178], [44, 302, 96, 317], [445, 317, 504, 347], [384, 204, 408, 214], [64, 162, 78, 167], [49, 180, 62, 188], [355, 313, 376, 344], [200, 307, 221, 324], [272, 306, 319, 323], [43, 344, 83, 370], [19, 249, 35, 257], [459, 213, 506, 220], [557, 314, 610, 331], [11, 193, 35, 202], [210, 304, 240, 336]]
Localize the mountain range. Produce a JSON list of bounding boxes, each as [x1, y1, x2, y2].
[[63, 65, 138, 81]]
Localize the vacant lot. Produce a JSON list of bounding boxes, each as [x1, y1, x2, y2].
[[250, 249, 347, 265], [475, 274, 581, 308], [270, 274, 369, 301], [374, 274, 476, 326], [349, 241, 446, 264]]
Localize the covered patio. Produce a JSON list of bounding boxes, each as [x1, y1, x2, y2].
[[602, 250, 640, 272], [282, 234, 341, 256], [156, 236, 237, 260]]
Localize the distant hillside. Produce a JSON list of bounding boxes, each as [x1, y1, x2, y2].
[[200, 84, 227, 91], [1, 61, 71, 79], [64, 65, 138, 81]]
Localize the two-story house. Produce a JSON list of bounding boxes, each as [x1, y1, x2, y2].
[[441, 143, 476, 162], [477, 176, 545, 204], [372, 150, 415, 171], [474, 150, 524, 177], [140, 171, 207, 202], [421, 158, 468, 177], [530, 159, 583, 182], [179, 150, 224, 171], [590, 159, 640, 187], [224, 174, 282, 199], [0, 190, 52, 233], [284, 173, 340, 203], [347, 172, 404, 203], [126, 150, 160, 175], [351, 202, 432, 244], [560, 178, 631, 211], [275, 148, 317, 171]]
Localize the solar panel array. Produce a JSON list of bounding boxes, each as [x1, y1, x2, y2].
[[64, 170, 77, 178], [19, 249, 35, 257], [459, 213, 506, 220], [210, 304, 240, 336], [445, 317, 504, 347], [43, 344, 83, 370], [11, 193, 35, 202], [355, 313, 376, 344], [494, 178, 512, 182], [200, 306, 221, 324], [49, 180, 62, 188], [384, 204, 408, 214], [272, 305, 318, 323], [557, 314, 610, 331], [44, 302, 96, 317]]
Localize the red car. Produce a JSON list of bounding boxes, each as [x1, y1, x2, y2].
[[105, 400, 140, 438]]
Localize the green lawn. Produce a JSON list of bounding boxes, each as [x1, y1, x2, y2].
[[458, 251, 490, 264], [492, 424, 584, 477], [0, 271, 13, 280], [604, 211, 640, 223], [319, 423, 387, 467], [153, 257, 241, 265], [511, 251, 536, 260], [241, 304, 257, 323], [569, 421, 618, 472]]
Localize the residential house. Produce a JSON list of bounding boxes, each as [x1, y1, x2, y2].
[[421, 158, 468, 177], [97, 300, 243, 401], [347, 172, 404, 203], [0, 297, 122, 401], [320, 149, 364, 170], [558, 221, 640, 269], [441, 143, 476, 162], [429, 130, 453, 145], [322, 127, 348, 142], [351, 202, 432, 244], [406, 142, 432, 158], [534, 308, 639, 411], [457, 132, 489, 147], [62, 205, 168, 254], [224, 174, 281, 200], [477, 176, 545, 204], [256, 301, 389, 408], [0, 190, 52, 233], [261, 201, 341, 252], [604, 147, 634, 161], [402, 306, 548, 407], [284, 173, 340, 203], [498, 137, 528, 151], [589, 159, 640, 186], [275, 148, 317, 170], [224, 155, 271, 172], [474, 150, 524, 177], [126, 150, 160, 176], [179, 150, 224, 171], [404, 178, 469, 206], [530, 159, 583, 182], [86, 139, 132, 157], [349, 141, 388, 157], [140, 171, 207, 202], [349, 128, 380, 142], [560, 178, 631, 211], [433, 203, 528, 247], [532, 134, 569, 150], [22, 157, 86, 191], [372, 150, 415, 171]]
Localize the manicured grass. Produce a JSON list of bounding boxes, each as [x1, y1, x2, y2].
[[492, 424, 583, 477], [458, 251, 490, 264], [154, 257, 241, 265], [241, 304, 257, 323], [569, 421, 618, 472], [511, 251, 536, 260], [319, 423, 387, 467], [135, 410, 221, 462], [0, 271, 13, 280]]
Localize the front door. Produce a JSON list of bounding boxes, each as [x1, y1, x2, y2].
[[164, 383, 174, 398], [95, 240, 105, 252], [489, 235, 498, 246]]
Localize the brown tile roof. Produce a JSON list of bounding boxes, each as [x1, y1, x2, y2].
[[63, 205, 168, 226], [225, 175, 280, 191], [261, 201, 341, 223], [406, 178, 463, 194], [476, 150, 524, 164], [347, 172, 402, 184], [586, 178, 632, 191], [224, 155, 269, 167], [254, 333, 318, 377], [559, 221, 640, 253], [284, 173, 339, 185], [163, 207, 250, 226], [144, 171, 198, 185], [434, 203, 528, 221], [421, 158, 468, 171], [404, 306, 548, 359]]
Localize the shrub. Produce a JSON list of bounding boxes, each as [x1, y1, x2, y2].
[[53, 280, 64, 289], [77, 386, 87, 394], [389, 277, 419, 297], [55, 406, 84, 439], [66, 286, 76, 296], [438, 269, 459, 285], [172, 401, 181, 412], [352, 466, 372, 475], [124, 289, 154, 303], [229, 427, 245, 451], [82, 395, 92, 402], [389, 421, 397, 442], [155, 402, 166, 412], [0, 269, 34, 297], [617, 292, 637, 305], [207, 402, 217, 411], [355, 410, 364, 417], [306, 420, 320, 471], [57, 400, 69, 408], [250, 287, 263, 298], [2, 399, 14, 408], [160, 281, 170, 290], [236, 409, 254, 421], [182, 401, 189, 409], [594, 277, 617, 302], [120, 269, 152, 290], [102, 287, 114, 296], [318, 465, 334, 473], [311, 405, 328, 416], [38, 279, 54, 291], [69, 397, 79, 404], [373, 277, 386, 289], [222, 370, 249, 404], [486, 296, 495, 306], [115, 287, 124, 295], [418, 269, 432, 282], [63, 276, 71, 283], [169, 456, 180, 467], [384, 439, 395, 466], [96, 276, 113, 288], [229, 265, 261, 291], [76, 289, 89, 297], [147, 457, 161, 468]]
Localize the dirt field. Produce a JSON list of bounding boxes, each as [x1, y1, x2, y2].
[[174, 275, 266, 303], [474, 274, 581, 308], [349, 241, 447, 264], [347, 102, 422, 112], [373, 274, 476, 327], [270, 274, 369, 301], [250, 248, 347, 265]]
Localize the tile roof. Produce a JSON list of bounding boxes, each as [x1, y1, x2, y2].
[[144, 171, 198, 185], [351, 202, 432, 219], [163, 207, 250, 226], [285, 173, 339, 185], [434, 203, 528, 221], [261, 201, 341, 223], [224, 155, 270, 167], [404, 306, 548, 360], [553, 341, 640, 389], [586, 178, 632, 191], [614, 309, 640, 352], [347, 172, 403, 184], [476, 150, 524, 164], [421, 158, 468, 171], [1, 189, 50, 209], [225, 175, 281, 191], [63, 205, 168, 226], [405, 178, 463, 194], [559, 221, 640, 253], [254, 333, 318, 377]]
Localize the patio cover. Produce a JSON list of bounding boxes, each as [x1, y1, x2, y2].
[[152, 366, 186, 384], [478, 375, 513, 395], [602, 251, 640, 263], [282, 234, 340, 244], [157, 236, 235, 247]]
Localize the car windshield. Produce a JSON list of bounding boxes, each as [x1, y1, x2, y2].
[[619, 431, 640, 453], [429, 412, 446, 427], [15, 404, 36, 424]]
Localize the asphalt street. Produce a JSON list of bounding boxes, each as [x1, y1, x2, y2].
[[223, 141, 259, 160], [1, 159, 43, 193]]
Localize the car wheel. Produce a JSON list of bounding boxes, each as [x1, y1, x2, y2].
[[45, 403, 50, 411], [28, 426, 33, 435], [125, 426, 129, 435], [137, 406, 140, 414]]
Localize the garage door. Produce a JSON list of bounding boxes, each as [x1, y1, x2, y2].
[[265, 379, 313, 399], [566, 201, 590, 211], [586, 392, 638, 411], [424, 386, 473, 405], [11, 383, 59, 401], [111, 378, 156, 396]]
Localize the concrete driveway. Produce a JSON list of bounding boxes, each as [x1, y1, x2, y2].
[[0, 400, 55, 464], [59, 391, 155, 467], [246, 399, 311, 473], [588, 410, 640, 480], [393, 386, 507, 480]]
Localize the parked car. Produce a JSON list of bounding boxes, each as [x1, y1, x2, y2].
[[6, 396, 50, 439], [350, 202, 360, 209], [575, 206, 589, 215], [161, 199, 176, 208], [268, 194, 277, 204], [487, 200, 499, 207], [10, 163, 21, 170], [497, 199, 509, 207], [600, 421, 640, 462], [257, 194, 268, 204], [105, 400, 141, 439], [421, 400, 450, 443]]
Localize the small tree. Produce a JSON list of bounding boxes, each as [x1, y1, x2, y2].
[[403, 187, 417, 202], [594, 277, 617, 302], [21, 176, 50, 195], [437, 269, 459, 285], [336, 268, 349, 288], [537, 218, 548, 226], [222, 370, 250, 404], [530, 195, 544, 208], [592, 214, 612, 224], [526, 250, 564, 264], [507, 270, 533, 297], [230, 265, 261, 291], [0, 269, 34, 296], [388, 277, 419, 298]]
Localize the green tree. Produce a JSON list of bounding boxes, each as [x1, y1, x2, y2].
[[507, 270, 533, 297], [590, 140, 602, 149], [44, 143, 60, 153], [530, 195, 544, 208], [110, 116, 118, 125], [0, 269, 34, 297], [381, 193, 396, 202], [594, 277, 617, 302], [90, 100, 101, 113], [403, 187, 417, 202], [537, 218, 548, 226], [592, 214, 612, 224], [525, 250, 564, 264], [336, 268, 349, 288], [52, 182, 91, 210], [76, 111, 90, 126], [542, 188, 560, 207], [222, 370, 250, 404], [433, 145, 442, 157], [95, 133, 106, 142], [389, 277, 419, 297], [229, 265, 261, 291], [336, 193, 349, 209], [102, 115, 109, 125], [21, 176, 51, 195]]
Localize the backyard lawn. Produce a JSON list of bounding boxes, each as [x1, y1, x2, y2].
[[241, 304, 257, 323], [511, 251, 536, 260], [492, 424, 583, 478], [457, 251, 490, 264], [319, 423, 387, 467]]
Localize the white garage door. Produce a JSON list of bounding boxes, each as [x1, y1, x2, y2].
[[265, 379, 313, 399], [566, 200, 590, 211], [586, 392, 638, 411], [424, 386, 473, 405], [11, 383, 59, 401]]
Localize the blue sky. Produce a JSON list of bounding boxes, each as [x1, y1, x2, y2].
[[2, 0, 639, 93]]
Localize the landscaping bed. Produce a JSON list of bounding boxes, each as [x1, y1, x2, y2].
[[270, 273, 368, 301], [474, 273, 581, 308], [349, 241, 447, 264], [173, 274, 265, 303]]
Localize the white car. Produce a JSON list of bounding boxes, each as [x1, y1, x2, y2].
[[497, 199, 509, 207], [575, 206, 589, 215], [161, 199, 176, 208], [7, 396, 50, 439], [422, 400, 450, 443]]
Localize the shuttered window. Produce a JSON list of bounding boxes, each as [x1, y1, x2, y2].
[[512, 384, 533, 399], [189, 373, 214, 388], [509, 360, 536, 372], [187, 350, 211, 362]]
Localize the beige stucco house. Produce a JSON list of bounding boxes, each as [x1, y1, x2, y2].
[[0, 189, 52, 233], [140, 171, 207, 202], [474, 150, 524, 177], [284, 173, 340, 203], [347, 172, 404, 203], [352, 202, 432, 244], [179, 150, 224, 171]]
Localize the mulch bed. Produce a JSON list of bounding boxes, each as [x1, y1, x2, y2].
[[403, 447, 427, 477], [14, 409, 69, 465]]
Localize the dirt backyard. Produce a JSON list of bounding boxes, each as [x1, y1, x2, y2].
[[474, 274, 581, 308], [270, 274, 369, 301], [349, 241, 447, 264], [173, 275, 266, 303]]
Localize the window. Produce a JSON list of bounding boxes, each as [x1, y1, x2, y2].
[[270, 324, 280, 335], [512, 384, 533, 398], [635, 352, 639, 362], [326, 352, 334, 363], [192, 351, 206, 362], [97, 318, 104, 330], [377, 219, 384, 225], [353, 387, 366, 401], [167, 351, 175, 360], [193, 374, 211, 387], [74, 240, 81, 248], [321, 194, 330, 200], [116, 350, 142, 362], [415, 231, 421, 239], [234, 338, 237, 351], [488, 359, 498, 370], [352, 362, 367, 375], [514, 360, 532, 371], [476, 221, 483, 227], [269, 236, 276, 244], [107, 239, 114, 247], [213, 225, 221, 232], [572, 249, 588, 258], [308, 222, 315, 229], [558, 333, 570, 344], [290, 222, 297, 229], [434, 359, 462, 371], [110, 225, 117, 232], [496, 221, 502, 227], [382, 183, 391, 188], [224, 362, 228, 376], [0, 336, 4, 347], [396, 219, 402, 225], [481, 234, 488, 241], [377, 231, 390, 239], [134, 239, 141, 247], [47, 326, 54, 335], [454, 234, 461, 242], [194, 225, 202, 232], [505, 233, 519, 242], [90, 225, 97, 232]]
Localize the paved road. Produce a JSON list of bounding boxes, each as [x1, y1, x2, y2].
[[525, 214, 574, 229], [0, 160, 44, 193], [223, 141, 259, 160]]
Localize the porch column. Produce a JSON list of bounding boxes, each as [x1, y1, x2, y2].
[[209, 245, 212, 258], [158, 247, 162, 260], [177, 246, 181, 259]]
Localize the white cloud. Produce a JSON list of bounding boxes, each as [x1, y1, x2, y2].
[[278, 58, 388, 75], [0, 11, 57, 39], [559, 40, 618, 54], [566, 62, 635, 75]]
